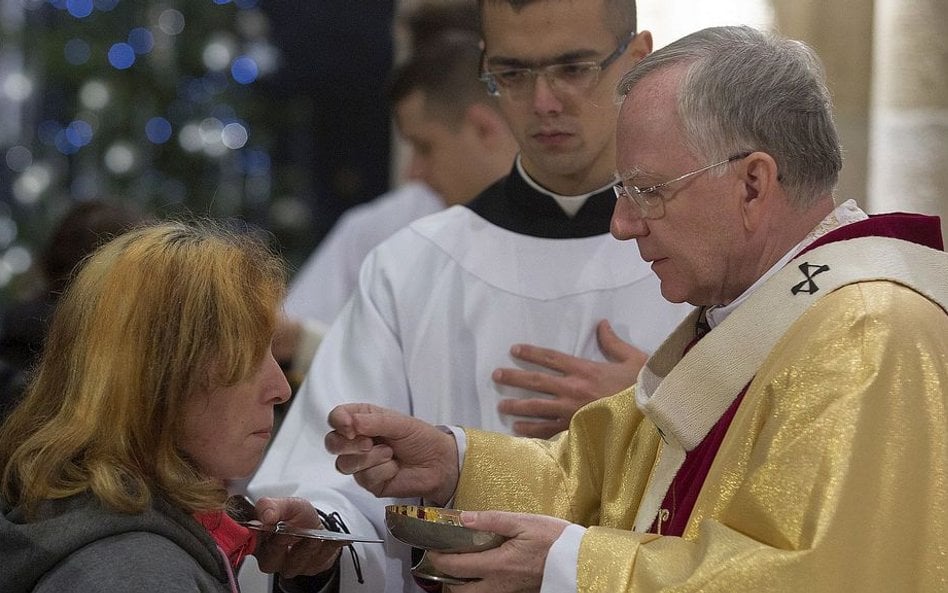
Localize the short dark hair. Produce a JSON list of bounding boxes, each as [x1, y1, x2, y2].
[[478, 0, 637, 38], [386, 30, 487, 127], [400, 1, 481, 54]]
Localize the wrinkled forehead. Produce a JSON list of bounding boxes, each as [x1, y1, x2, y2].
[[616, 67, 689, 170]]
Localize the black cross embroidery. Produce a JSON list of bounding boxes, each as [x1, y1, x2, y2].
[[791, 262, 830, 295]]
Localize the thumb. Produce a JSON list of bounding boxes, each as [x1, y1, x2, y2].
[[597, 320, 645, 363], [460, 510, 521, 537], [255, 498, 280, 525]]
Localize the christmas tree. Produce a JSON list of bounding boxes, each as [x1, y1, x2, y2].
[[0, 0, 316, 305]]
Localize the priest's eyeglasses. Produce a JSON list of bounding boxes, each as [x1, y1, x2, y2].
[[613, 152, 751, 219], [480, 32, 636, 99]]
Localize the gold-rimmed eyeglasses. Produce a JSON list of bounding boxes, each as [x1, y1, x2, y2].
[[479, 32, 636, 100], [613, 152, 752, 219]]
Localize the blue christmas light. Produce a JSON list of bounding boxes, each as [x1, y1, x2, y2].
[[230, 56, 258, 84], [64, 38, 91, 65], [54, 130, 81, 155], [65, 0, 93, 18], [128, 27, 154, 54], [108, 43, 136, 69], [213, 0, 231, 4], [65, 120, 94, 147], [145, 117, 173, 144]]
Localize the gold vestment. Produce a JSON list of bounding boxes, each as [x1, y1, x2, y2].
[[457, 278, 948, 591]]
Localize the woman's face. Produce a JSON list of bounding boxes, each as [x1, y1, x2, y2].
[[179, 348, 291, 480]]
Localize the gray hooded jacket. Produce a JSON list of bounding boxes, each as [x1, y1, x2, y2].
[[0, 492, 233, 592]]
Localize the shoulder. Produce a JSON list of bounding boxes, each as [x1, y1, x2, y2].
[[754, 280, 947, 412], [35, 531, 225, 593], [793, 280, 947, 343], [337, 183, 443, 235]]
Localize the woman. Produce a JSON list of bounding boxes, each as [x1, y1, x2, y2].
[[0, 220, 340, 592]]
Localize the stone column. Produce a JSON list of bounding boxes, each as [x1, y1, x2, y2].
[[868, 0, 948, 238], [771, 0, 875, 210]]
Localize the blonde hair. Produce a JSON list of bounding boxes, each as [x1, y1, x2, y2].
[[0, 219, 286, 517]]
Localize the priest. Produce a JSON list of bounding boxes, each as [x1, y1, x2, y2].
[[326, 25, 948, 593]]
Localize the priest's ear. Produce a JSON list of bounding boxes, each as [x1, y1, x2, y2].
[[737, 151, 781, 231]]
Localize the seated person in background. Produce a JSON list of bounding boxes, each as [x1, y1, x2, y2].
[[274, 7, 516, 383], [0, 220, 341, 592], [0, 199, 143, 420]]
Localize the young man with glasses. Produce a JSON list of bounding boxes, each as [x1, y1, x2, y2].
[[250, 1, 689, 590]]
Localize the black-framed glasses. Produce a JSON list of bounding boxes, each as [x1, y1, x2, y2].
[[614, 152, 752, 219], [479, 31, 636, 99]]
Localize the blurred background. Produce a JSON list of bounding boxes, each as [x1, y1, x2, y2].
[[0, 0, 945, 310]]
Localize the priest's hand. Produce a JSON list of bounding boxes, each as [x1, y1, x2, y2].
[[253, 497, 344, 578], [494, 319, 646, 438], [427, 510, 570, 593], [326, 403, 459, 505]]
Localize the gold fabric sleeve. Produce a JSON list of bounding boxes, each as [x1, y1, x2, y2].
[[457, 281, 948, 592]]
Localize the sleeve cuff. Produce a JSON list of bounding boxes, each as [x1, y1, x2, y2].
[[539, 523, 585, 593]]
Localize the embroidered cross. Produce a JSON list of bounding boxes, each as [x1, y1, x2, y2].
[[791, 262, 830, 295]]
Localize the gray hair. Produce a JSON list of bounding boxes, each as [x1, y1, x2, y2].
[[618, 26, 842, 207]]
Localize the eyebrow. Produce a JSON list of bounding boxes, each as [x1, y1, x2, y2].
[[617, 166, 664, 186], [486, 49, 602, 69]]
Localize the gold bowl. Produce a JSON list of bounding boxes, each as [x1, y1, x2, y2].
[[384, 504, 506, 553]]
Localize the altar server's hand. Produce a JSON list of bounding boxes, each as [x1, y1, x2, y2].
[[427, 510, 569, 593], [253, 497, 344, 578], [326, 403, 459, 505], [494, 320, 646, 438]]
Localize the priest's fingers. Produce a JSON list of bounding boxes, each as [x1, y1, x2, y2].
[[498, 396, 576, 420], [427, 511, 569, 593], [324, 429, 376, 455], [505, 342, 583, 374], [326, 402, 392, 438], [332, 443, 394, 475], [511, 418, 569, 439], [596, 319, 648, 365], [493, 366, 566, 395]]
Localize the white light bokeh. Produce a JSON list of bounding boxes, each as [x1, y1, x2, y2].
[[104, 142, 137, 175], [0, 217, 18, 249], [79, 79, 111, 110], [202, 36, 237, 71], [12, 163, 52, 204], [2, 71, 33, 102], [158, 9, 185, 36], [5, 145, 33, 172], [221, 122, 248, 149], [178, 122, 203, 152], [199, 117, 228, 157], [246, 41, 279, 76], [3, 245, 32, 274]]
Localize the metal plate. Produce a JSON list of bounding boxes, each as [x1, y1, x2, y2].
[[240, 520, 383, 544]]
